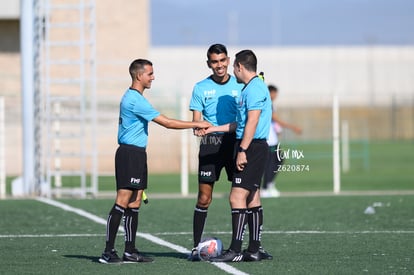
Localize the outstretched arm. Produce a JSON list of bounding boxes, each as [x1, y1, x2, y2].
[[203, 122, 237, 135], [272, 112, 302, 135], [153, 114, 211, 129]]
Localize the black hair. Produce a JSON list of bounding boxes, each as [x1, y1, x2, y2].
[[207, 44, 228, 60], [129, 59, 152, 79], [234, 49, 257, 72], [268, 84, 278, 92]]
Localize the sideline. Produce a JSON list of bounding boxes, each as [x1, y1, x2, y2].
[[36, 197, 249, 275], [3, 228, 414, 239], [95, 190, 414, 199], [3, 229, 414, 239]]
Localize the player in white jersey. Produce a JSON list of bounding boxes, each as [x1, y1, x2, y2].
[[261, 85, 302, 198]]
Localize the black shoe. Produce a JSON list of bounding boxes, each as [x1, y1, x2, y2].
[[209, 249, 244, 262], [123, 250, 154, 263], [259, 246, 273, 260], [243, 249, 262, 261], [187, 248, 200, 261], [99, 250, 122, 264]]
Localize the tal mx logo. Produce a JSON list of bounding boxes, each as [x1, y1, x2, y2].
[[275, 143, 304, 161]]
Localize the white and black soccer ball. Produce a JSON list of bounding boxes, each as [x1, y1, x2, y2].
[[197, 237, 223, 261]]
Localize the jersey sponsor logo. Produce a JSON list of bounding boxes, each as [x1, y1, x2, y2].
[[130, 177, 141, 185], [200, 171, 212, 177], [204, 89, 216, 99], [234, 177, 242, 184]]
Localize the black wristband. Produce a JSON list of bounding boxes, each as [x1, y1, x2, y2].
[[238, 146, 247, 153]]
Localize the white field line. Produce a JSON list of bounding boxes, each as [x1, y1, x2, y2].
[[153, 230, 414, 235], [0, 233, 105, 238], [3, 230, 414, 239], [35, 197, 249, 275]]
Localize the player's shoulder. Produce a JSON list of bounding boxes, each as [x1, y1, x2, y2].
[[123, 90, 152, 110], [250, 77, 268, 90], [122, 88, 136, 101], [125, 89, 146, 101], [195, 75, 214, 87]]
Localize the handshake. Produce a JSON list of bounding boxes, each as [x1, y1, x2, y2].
[[193, 127, 215, 137], [193, 122, 237, 137]]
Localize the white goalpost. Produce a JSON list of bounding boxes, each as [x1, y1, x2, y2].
[[332, 94, 341, 194], [0, 97, 5, 199], [341, 120, 350, 173]]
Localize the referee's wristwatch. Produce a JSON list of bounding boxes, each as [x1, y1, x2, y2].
[[238, 146, 247, 153]]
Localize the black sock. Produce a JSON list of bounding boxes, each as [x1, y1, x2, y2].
[[124, 207, 139, 253], [104, 204, 125, 252], [193, 205, 208, 247], [229, 208, 247, 253], [247, 206, 263, 253]]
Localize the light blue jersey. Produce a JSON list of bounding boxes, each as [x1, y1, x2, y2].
[[117, 88, 160, 148], [189, 75, 242, 126], [236, 76, 272, 139]]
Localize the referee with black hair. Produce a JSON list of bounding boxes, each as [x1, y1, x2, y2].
[[98, 59, 210, 264]]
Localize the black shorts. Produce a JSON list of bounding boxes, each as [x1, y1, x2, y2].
[[198, 133, 236, 183], [232, 139, 268, 191], [115, 144, 148, 190]]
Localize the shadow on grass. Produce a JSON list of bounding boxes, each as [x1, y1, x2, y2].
[[64, 255, 101, 263], [64, 251, 187, 263]]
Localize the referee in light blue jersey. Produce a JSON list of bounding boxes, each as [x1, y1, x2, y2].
[[210, 49, 272, 262], [99, 59, 211, 264], [188, 44, 243, 261]]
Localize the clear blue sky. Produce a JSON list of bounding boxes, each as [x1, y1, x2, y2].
[[150, 0, 414, 46]]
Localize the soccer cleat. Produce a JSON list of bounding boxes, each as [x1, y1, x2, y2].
[[261, 186, 280, 198], [259, 246, 273, 260], [187, 247, 200, 261], [209, 249, 244, 262], [268, 187, 281, 198], [242, 249, 262, 261], [98, 250, 122, 264], [123, 250, 154, 263]]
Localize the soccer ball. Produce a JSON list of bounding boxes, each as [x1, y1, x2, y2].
[[197, 237, 223, 261]]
